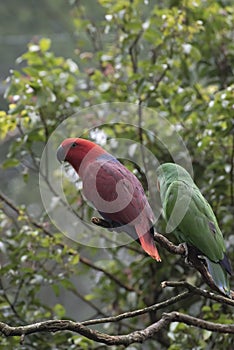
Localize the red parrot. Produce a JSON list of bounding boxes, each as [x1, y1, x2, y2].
[[57, 138, 161, 261]]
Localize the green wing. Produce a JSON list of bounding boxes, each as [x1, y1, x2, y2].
[[164, 180, 225, 263]]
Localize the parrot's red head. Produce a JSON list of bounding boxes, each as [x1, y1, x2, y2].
[[57, 138, 107, 174]]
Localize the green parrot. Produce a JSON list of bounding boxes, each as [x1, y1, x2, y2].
[[156, 163, 232, 296]]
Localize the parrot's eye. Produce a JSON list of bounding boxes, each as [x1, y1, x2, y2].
[[71, 142, 77, 148]]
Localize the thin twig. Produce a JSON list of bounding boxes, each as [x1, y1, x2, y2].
[[79, 256, 139, 294], [81, 291, 190, 326], [129, 30, 143, 74], [161, 281, 234, 306], [0, 280, 23, 322]]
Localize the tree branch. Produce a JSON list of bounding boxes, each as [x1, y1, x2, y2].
[[82, 280, 234, 328], [79, 256, 139, 294], [1, 310, 234, 346], [161, 280, 234, 307], [81, 290, 190, 326], [153, 232, 185, 255], [129, 30, 143, 74]]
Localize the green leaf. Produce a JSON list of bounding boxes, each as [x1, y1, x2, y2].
[[202, 305, 211, 312], [39, 38, 51, 52], [53, 303, 65, 318], [84, 293, 95, 301], [70, 253, 79, 265], [52, 284, 60, 297], [2, 158, 20, 169]]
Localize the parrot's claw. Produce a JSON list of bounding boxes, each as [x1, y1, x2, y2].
[[91, 216, 123, 233], [91, 217, 111, 228], [181, 243, 206, 268], [179, 242, 189, 257], [179, 243, 193, 266]]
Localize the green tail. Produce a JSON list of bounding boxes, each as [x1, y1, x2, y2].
[[205, 258, 230, 297]]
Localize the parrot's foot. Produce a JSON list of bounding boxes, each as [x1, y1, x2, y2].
[[91, 216, 125, 235], [180, 243, 200, 267], [179, 242, 189, 261], [91, 217, 112, 228]]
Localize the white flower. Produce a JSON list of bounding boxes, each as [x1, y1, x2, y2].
[[182, 43, 192, 54]]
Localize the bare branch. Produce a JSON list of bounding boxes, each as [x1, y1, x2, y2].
[[0, 280, 23, 322], [0, 191, 20, 215], [82, 281, 234, 328], [81, 291, 190, 326], [129, 30, 143, 74], [154, 232, 185, 255], [165, 311, 234, 333], [162, 281, 234, 307], [69, 285, 108, 318], [1, 310, 234, 346]]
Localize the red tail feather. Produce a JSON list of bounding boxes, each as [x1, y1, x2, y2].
[[136, 225, 161, 262]]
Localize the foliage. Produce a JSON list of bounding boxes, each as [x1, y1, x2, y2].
[[0, 0, 234, 349]]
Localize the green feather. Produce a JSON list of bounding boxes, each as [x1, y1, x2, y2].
[[205, 258, 230, 296], [156, 163, 231, 296]]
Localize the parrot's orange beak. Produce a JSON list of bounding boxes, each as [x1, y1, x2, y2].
[[57, 145, 66, 163]]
